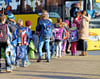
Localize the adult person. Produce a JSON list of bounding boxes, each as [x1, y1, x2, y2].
[[70, 3, 79, 18], [78, 10, 91, 56], [36, 10, 53, 62]]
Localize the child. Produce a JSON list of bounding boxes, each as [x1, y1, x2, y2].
[[54, 18, 64, 58], [0, 14, 9, 72], [61, 20, 70, 56], [5, 32, 17, 72], [25, 20, 32, 65], [73, 12, 81, 30], [6, 13, 17, 40], [70, 23, 78, 56], [36, 10, 53, 62], [16, 19, 28, 67], [5, 13, 17, 72]]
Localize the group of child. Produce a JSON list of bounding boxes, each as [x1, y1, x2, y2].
[[36, 10, 72, 62], [0, 13, 33, 72], [0, 9, 83, 72], [47, 11, 82, 58]]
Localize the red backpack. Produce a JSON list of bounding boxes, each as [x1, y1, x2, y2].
[[0, 24, 8, 42]]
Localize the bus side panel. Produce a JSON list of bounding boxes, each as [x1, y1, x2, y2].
[[87, 29, 100, 50], [14, 14, 40, 31]]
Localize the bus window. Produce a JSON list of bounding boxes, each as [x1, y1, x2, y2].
[[92, 0, 100, 17], [46, 0, 62, 18]]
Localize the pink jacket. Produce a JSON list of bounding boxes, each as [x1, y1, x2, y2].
[[73, 17, 81, 30]]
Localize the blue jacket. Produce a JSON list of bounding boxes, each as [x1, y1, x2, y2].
[[25, 27, 32, 45], [36, 19, 53, 39], [16, 24, 26, 44]]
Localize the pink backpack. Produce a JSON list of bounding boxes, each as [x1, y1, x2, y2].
[[0, 24, 8, 42], [54, 27, 64, 41]]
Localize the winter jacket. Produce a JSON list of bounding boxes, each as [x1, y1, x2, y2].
[[73, 17, 81, 30], [16, 25, 26, 44], [79, 15, 91, 40], [36, 19, 53, 39]]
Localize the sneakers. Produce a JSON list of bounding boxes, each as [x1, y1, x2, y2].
[[37, 59, 41, 62], [52, 55, 58, 58], [37, 57, 42, 62], [6, 67, 12, 73], [24, 62, 31, 67], [47, 60, 50, 63], [21, 61, 31, 67], [61, 52, 65, 56], [26, 62, 31, 66], [11, 65, 16, 70], [15, 61, 20, 68]]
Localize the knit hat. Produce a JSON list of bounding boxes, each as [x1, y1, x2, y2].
[[7, 13, 15, 20], [64, 20, 69, 25], [25, 20, 32, 27]]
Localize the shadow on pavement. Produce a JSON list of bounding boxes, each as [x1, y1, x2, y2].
[[15, 70, 100, 77], [16, 74, 91, 79]]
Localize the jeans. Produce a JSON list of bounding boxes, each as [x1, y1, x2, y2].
[[22, 45, 29, 64], [50, 42, 56, 56], [79, 39, 87, 52], [16, 45, 28, 66], [5, 46, 16, 69], [38, 36, 50, 60]]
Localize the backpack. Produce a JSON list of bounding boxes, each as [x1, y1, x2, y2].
[[17, 46, 24, 59], [0, 24, 8, 42], [41, 20, 52, 39], [7, 21, 17, 40], [69, 29, 78, 42], [64, 30, 70, 40], [54, 27, 64, 41]]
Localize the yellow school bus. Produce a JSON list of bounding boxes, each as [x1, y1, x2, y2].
[[87, 0, 100, 50]]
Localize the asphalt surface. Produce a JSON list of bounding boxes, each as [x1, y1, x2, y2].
[[0, 51, 100, 79]]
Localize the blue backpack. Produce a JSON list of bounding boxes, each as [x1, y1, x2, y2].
[[69, 29, 78, 42], [17, 46, 24, 59], [41, 20, 52, 39]]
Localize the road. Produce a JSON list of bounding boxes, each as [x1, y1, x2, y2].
[[0, 51, 100, 79]]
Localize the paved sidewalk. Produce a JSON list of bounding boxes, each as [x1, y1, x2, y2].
[[0, 55, 100, 79]]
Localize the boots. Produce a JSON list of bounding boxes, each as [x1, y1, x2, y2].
[[79, 51, 85, 56], [84, 52, 87, 56]]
